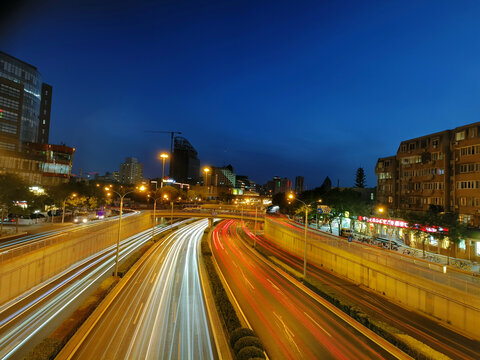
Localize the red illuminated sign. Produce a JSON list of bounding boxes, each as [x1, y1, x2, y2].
[[358, 216, 448, 233]]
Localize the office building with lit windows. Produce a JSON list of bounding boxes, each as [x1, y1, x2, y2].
[[376, 121, 480, 227], [0, 51, 52, 147], [0, 51, 74, 186]]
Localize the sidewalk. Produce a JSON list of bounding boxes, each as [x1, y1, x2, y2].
[[308, 222, 480, 274]]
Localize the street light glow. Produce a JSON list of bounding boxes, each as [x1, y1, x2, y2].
[[160, 153, 169, 159]]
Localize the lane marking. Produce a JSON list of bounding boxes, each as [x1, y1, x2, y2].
[[133, 302, 144, 325], [150, 272, 157, 284], [304, 311, 332, 337], [267, 278, 283, 295]]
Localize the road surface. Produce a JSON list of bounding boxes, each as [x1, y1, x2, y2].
[[212, 219, 400, 360], [71, 219, 215, 360]]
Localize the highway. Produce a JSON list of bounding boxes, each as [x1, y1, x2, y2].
[[242, 221, 480, 360], [0, 220, 188, 359], [212, 219, 401, 360], [70, 219, 215, 360], [0, 211, 139, 251]]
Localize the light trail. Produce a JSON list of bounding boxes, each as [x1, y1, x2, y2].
[[213, 220, 396, 360], [0, 219, 189, 359], [72, 219, 214, 360]]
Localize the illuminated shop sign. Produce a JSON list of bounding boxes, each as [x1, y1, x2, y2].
[[358, 216, 448, 233], [358, 216, 408, 228]]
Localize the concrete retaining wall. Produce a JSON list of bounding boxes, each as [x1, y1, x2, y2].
[[0, 213, 152, 306], [264, 218, 480, 339]]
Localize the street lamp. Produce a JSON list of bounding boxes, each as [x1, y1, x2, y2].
[[159, 153, 169, 188], [105, 184, 146, 277], [62, 193, 77, 224], [203, 167, 211, 197], [287, 193, 321, 279], [150, 190, 163, 241]]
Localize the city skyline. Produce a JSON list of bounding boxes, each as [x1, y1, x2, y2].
[[3, 1, 480, 187]]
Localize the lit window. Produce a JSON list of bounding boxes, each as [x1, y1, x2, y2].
[[456, 131, 465, 141]]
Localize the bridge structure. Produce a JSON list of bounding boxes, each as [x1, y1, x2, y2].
[[153, 209, 265, 227]]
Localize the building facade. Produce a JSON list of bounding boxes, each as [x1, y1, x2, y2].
[[170, 137, 200, 184], [119, 157, 143, 184], [0, 51, 51, 145], [0, 143, 74, 186], [0, 77, 23, 152], [266, 176, 292, 195], [212, 165, 236, 187], [294, 176, 304, 193], [37, 83, 52, 144], [376, 122, 480, 227]]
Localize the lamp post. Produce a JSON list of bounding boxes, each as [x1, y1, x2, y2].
[[203, 167, 211, 197], [159, 153, 169, 188], [62, 193, 77, 224], [288, 193, 321, 279], [105, 185, 146, 277], [150, 192, 163, 241], [170, 201, 174, 226]]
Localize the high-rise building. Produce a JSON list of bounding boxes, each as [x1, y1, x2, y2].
[[171, 137, 200, 184], [0, 77, 23, 152], [37, 83, 52, 144], [119, 157, 143, 184], [212, 165, 236, 187], [294, 176, 304, 193], [0, 51, 51, 145], [266, 176, 292, 195], [375, 121, 480, 226]]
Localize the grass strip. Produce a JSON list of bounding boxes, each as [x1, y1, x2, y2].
[[201, 225, 265, 359]]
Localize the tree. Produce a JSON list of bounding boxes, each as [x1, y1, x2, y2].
[[0, 174, 31, 233], [355, 167, 366, 188]]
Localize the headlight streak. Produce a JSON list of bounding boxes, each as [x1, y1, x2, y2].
[[73, 220, 214, 359], [0, 218, 189, 359], [124, 220, 214, 360]]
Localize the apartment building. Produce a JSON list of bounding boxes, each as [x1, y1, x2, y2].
[[376, 121, 480, 227]]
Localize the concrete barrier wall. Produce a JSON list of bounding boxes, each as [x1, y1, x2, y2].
[[0, 213, 152, 306], [264, 218, 480, 339]]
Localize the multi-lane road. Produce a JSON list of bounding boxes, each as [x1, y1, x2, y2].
[[240, 219, 480, 360], [68, 219, 215, 360], [0, 218, 187, 359], [212, 219, 404, 360]]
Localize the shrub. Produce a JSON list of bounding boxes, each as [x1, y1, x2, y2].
[[230, 327, 255, 347], [236, 346, 265, 360], [234, 336, 263, 354]]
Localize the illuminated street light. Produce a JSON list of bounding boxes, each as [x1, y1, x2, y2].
[[105, 185, 146, 277], [203, 167, 211, 197], [159, 153, 169, 188], [287, 193, 321, 278]]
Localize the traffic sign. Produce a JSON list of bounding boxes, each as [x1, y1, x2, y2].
[[317, 205, 331, 214]]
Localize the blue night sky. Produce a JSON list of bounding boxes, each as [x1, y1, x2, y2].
[[2, 0, 480, 188]]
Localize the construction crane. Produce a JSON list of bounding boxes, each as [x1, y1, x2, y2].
[[144, 130, 182, 176]]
